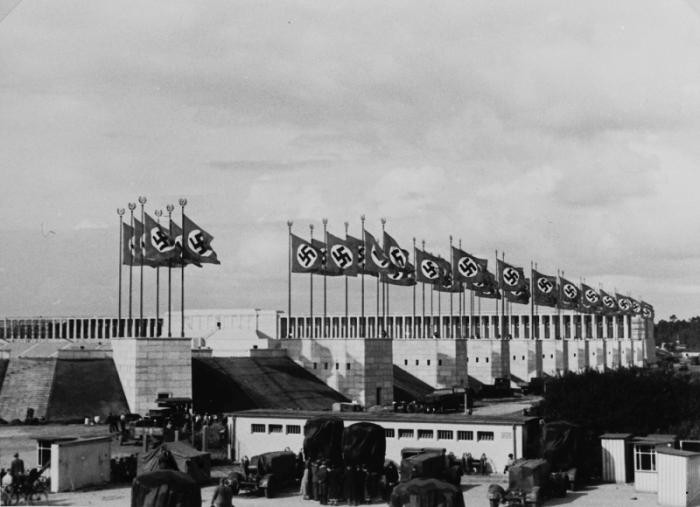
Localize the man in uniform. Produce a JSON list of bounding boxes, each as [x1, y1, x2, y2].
[[10, 453, 24, 485]]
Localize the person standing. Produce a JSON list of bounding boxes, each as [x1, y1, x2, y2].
[[10, 453, 24, 485], [343, 465, 356, 506], [210, 478, 234, 507], [317, 461, 329, 505]]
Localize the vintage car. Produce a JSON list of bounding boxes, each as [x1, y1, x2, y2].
[[501, 459, 567, 507], [399, 449, 462, 487], [228, 450, 300, 498]]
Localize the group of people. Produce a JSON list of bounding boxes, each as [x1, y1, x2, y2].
[[299, 460, 399, 506], [0, 453, 25, 487], [461, 452, 491, 475]]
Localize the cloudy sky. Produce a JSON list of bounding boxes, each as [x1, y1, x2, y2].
[[2, 0, 700, 320]]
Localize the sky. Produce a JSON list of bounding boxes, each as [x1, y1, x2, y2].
[[2, 0, 700, 320]]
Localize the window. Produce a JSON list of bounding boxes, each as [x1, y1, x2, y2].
[[268, 424, 282, 433], [415, 360, 419, 366], [286, 425, 301, 434], [346, 363, 351, 370], [635, 445, 656, 471], [485, 357, 489, 363], [437, 430, 453, 440], [335, 362, 339, 370], [313, 362, 317, 369], [385, 428, 395, 438], [477, 431, 494, 441], [427, 360, 431, 366], [475, 358, 479, 363], [457, 431, 473, 441], [417, 430, 434, 440], [522, 356, 525, 361], [324, 362, 329, 370], [251, 424, 265, 433], [404, 359, 408, 366], [438, 359, 442, 366], [398, 429, 414, 439]]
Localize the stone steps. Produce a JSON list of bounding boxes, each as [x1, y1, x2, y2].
[[0, 357, 57, 421]]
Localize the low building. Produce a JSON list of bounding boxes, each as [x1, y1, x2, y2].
[[227, 409, 539, 474]]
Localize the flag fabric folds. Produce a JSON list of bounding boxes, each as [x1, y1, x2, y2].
[[132, 219, 160, 267], [615, 293, 633, 315], [326, 232, 358, 276], [144, 214, 179, 264], [122, 222, 135, 266], [505, 278, 530, 304], [497, 259, 526, 291], [383, 231, 410, 271], [579, 283, 602, 313], [452, 247, 488, 288], [380, 269, 416, 286], [473, 271, 501, 299], [630, 297, 642, 315], [345, 234, 365, 276], [182, 215, 220, 265], [557, 277, 580, 310], [641, 302, 654, 320], [291, 234, 323, 273], [532, 270, 558, 308], [311, 239, 343, 276], [415, 249, 442, 284], [364, 231, 390, 276]]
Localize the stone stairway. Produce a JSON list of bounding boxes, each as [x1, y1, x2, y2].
[[0, 357, 57, 421]]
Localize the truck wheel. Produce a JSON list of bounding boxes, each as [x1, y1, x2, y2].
[[264, 476, 274, 498]]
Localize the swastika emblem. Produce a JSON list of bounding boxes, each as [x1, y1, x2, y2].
[[420, 259, 439, 280], [537, 277, 553, 294], [632, 302, 641, 313], [619, 299, 630, 311], [371, 246, 390, 269], [502, 267, 520, 287], [563, 284, 578, 300], [188, 229, 213, 257], [389, 246, 407, 268], [357, 246, 365, 265], [330, 244, 353, 269], [458, 257, 478, 278], [473, 281, 485, 289], [603, 296, 615, 308], [585, 289, 599, 304], [643, 308, 652, 318], [296, 243, 318, 268], [150, 227, 175, 253]]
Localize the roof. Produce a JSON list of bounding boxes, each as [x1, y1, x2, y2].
[[228, 408, 537, 426], [657, 447, 700, 458], [600, 433, 633, 440], [192, 356, 348, 412]]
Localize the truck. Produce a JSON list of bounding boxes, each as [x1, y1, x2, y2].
[[497, 459, 567, 507], [399, 449, 462, 487], [228, 450, 300, 498]]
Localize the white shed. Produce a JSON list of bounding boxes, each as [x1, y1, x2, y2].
[[600, 433, 632, 484], [656, 447, 700, 507], [633, 435, 676, 493]]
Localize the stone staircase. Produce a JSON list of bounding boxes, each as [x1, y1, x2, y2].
[[0, 357, 57, 422]]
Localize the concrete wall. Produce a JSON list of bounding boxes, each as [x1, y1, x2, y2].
[[509, 339, 541, 383], [541, 340, 568, 376], [392, 339, 468, 389], [280, 338, 393, 406], [588, 339, 606, 372], [111, 337, 192, 415], [620, 339, 634, 368], [467, 339, 509, 384], [50, 436, 111, 492], [567, 340, 587, 373], [606, 340, 621, 370]]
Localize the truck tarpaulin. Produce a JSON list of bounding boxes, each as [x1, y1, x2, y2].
[[341, 422, 386, 471], [303, 415, 344, 464]]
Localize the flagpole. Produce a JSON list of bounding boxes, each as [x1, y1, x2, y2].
[[166, 204, 174, 337], [360, 214, 366, 337], [412, 237, 417, 338], [322, 218, 328, 337], [179, 198, 187, 338], [501, 251, 506, 339], [138, 196, 147, 337], [556, 269, 561, 340], [287, 220, 293, 323], [154, 210, 164, 333], [128, 202, 136, 337], [458, 239, 463, 338], [495, 249, 499, 338], [117, 208, 125, 336], [422, 240, 426, 338], [381, 217, 386, 336], [310, 224, 314, 338], [437, 255, 442, 338], [344, 221, 349, 337], [449, 236, 453, 338], [530, 261, 535, 340]]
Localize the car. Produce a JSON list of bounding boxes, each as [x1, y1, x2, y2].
[[399, 449, 462, 487]]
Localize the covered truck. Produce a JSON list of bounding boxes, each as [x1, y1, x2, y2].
[[400, 450, 462, 487], [540, 421, 589, 489], [389, 477, 465, 507], [229, 450, 301, 498], [137, 441, 211, 484], [303, 415, 344, 464], [341, 422, 386, 472], [501, 459, 567, 507]]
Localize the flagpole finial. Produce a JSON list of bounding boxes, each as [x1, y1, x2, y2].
[[287, 220, 293, 227], [138, 196, 147, 205], [344, 221, 349, 233], [117, 208, 125, 216], [128, 202, 136, 211], [309, 224, 314, 232], [166, 204, 175, 214], [178, 198, 187, 207], [360, 214, 365, 222], [381, 217, 386, 225], [449, 235, 453, 243], [155, 209, 163, 218], [322, 218, 328, 227]]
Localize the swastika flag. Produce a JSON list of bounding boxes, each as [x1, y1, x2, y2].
[[641, 301, 654, 320], [579, 283, 602, 314], [169, 220, 203, 268], [345, 234, 364, 275], [497, 259, 526, 291], [326, 232, 357, 276], [558, 276, 580, 310], [364, 230, 391, 277], [600, 289, 618, 315], [473, 271, 501, 299], [291, 234, 323, 273], [312, 239, 343, 276], [383, 231, 410, 271], [132, 219, 161, 268], [533, 270, 558, 308], [615, 293, 633, 315], [415, 248, 442, 284], [505, 278, 530, 304], [380, 268, 416, 286], [122, 222, 135, 266], [182, 215, 220, 265], [451, 247, 488, 288], [144, 214, 179, 264]]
